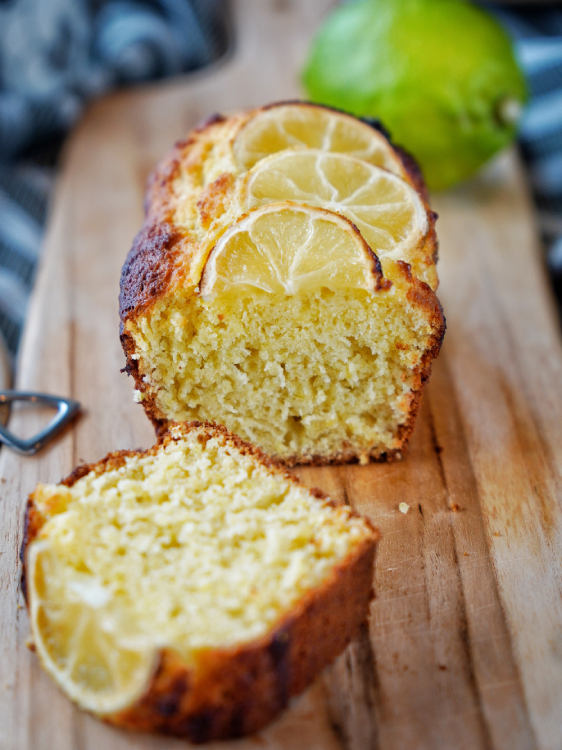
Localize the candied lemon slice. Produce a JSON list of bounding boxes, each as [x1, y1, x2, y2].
[[240, 150, 428, 262], [28, 540, 156, 714], [233, 102, 406, 176], [200, 202, 382, 298]]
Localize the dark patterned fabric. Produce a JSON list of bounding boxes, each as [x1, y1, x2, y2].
[[491, 4, 562, 305], [0, 0, 227, 365]]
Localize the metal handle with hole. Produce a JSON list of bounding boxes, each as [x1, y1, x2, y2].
[[0, 392, 80, 456]]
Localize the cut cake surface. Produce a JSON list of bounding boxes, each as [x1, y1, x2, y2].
[[22, 422, 379, 741]]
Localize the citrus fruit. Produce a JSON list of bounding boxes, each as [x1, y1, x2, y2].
[[28, 540, 155, 714], [240, 149, 428, 268], [302, 0, 527, 190], [200, 203, 381, 298], [233, 102, 407, 178]]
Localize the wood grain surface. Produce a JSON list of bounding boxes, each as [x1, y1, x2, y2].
[[0, 333, 9, 392], [2, 1, 562, 749]]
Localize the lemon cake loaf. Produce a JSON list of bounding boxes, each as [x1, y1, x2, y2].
[[120, 102, 445, 465], [21, 422, 379, 742]]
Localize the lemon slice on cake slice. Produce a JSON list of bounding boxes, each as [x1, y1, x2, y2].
[[28, 540, 156, 715], [239, 149, 429, 268], [233, 102, 407, 177], [200, 202, 384, 299]]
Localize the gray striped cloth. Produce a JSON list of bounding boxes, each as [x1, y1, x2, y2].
[[492, 4, 562, 303], [2, 2, 562, 369]]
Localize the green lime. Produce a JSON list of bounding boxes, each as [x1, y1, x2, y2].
[[302, 0, 527, 190]]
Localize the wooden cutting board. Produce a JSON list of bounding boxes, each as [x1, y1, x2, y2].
[[2, 1, 562, 748]]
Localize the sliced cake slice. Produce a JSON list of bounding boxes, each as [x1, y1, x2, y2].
[[22, 422, 379, 742]]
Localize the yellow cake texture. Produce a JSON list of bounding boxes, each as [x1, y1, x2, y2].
[[22, 422, 378, 741], [119, 102, 445, 465]]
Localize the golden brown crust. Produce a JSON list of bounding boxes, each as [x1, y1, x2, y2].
[[21, 421, 380, 741], [20, 499, 47, 605], [119, 327, 167, 429], [143, 112, 241, 230], [423, 210, 439, 270], [197, 172, 236, 230], [392, 144, 430, 203], [119, 222, 184, 335], [106, 536, 376, 742]]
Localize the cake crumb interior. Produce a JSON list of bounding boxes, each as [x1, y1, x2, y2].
[[33, 429, 368, 663], [131, 288, 435, 460]]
